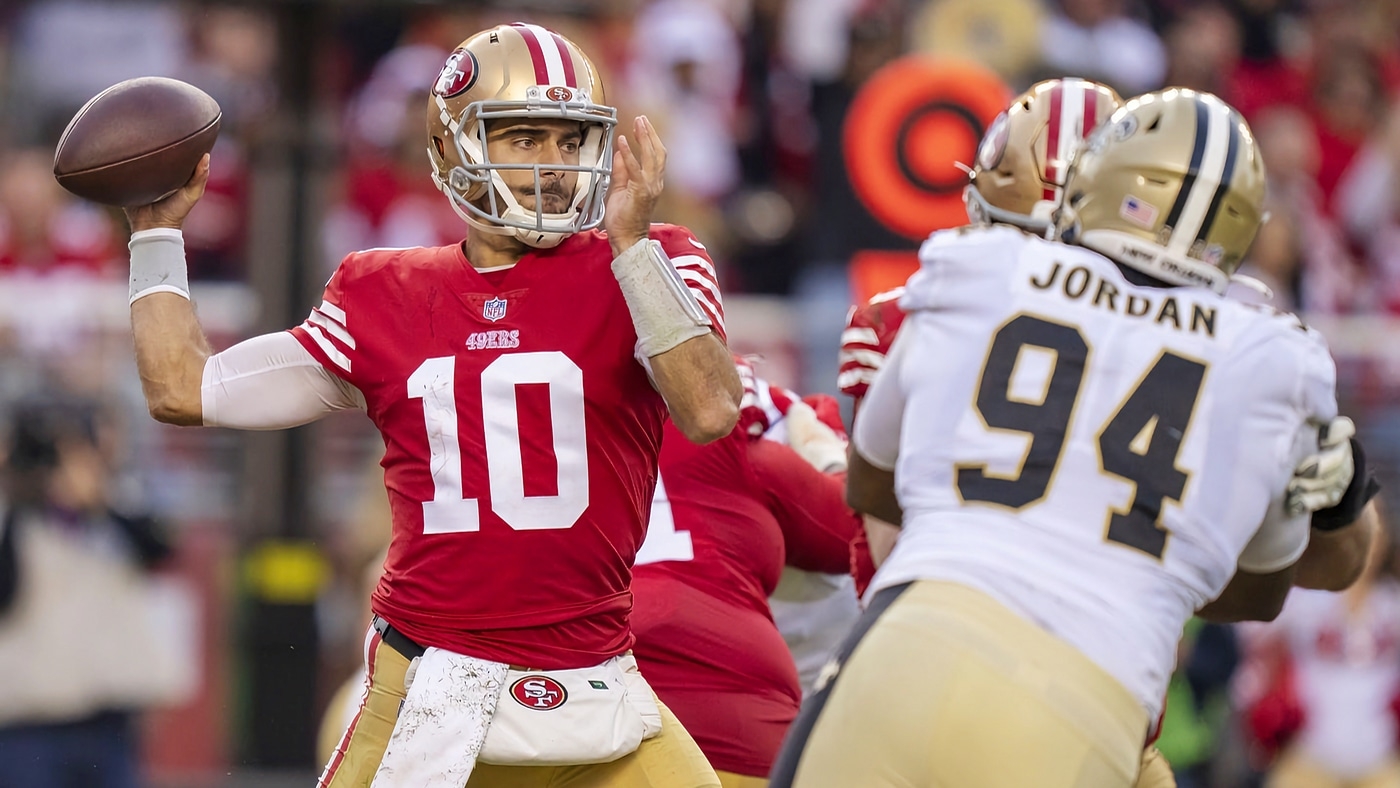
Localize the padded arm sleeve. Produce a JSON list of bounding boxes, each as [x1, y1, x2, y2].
[[202, 332, 365, 430]]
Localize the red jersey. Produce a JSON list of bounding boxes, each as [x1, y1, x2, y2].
[[629, 423, 857, 777], [290, 225, 724, 669], [839, 287, 906, 596]]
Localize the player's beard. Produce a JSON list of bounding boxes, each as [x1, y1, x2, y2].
[[520, 180, 572, 214]]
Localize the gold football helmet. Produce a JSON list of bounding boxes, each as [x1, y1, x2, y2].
[[965, 78, 1123, 232], [426, 23, 616, 248], [1055, 88, 1267, 293]]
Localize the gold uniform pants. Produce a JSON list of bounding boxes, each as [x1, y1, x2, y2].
[[1268, 750, 1400, 788], [318, 634, 720, 788], [771, 580, 1149, 788]]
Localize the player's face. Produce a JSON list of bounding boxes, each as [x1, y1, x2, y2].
[[483, 118, 584, 215]]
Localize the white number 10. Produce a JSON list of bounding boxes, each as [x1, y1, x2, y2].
[[407, 352, 589, 534]]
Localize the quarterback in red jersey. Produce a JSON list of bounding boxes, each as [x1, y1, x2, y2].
[[122, 22, 738, 788], [630, 362, 857, 788]]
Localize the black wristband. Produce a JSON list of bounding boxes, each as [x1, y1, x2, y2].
[[1311, 437, 1381, 532]]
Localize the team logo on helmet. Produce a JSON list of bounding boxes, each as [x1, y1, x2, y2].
[[510, 675, 568, 710], [433, 47, 479, 98], [545, 86, 574, 102]]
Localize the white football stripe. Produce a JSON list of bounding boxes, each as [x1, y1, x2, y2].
[[839, 348, 887, 369], [521, 23, 567, 85], [317, 300, 348, 326], [672, 253, 717, 280], [838, 368, 876, 391], [1056, 79, 1085, 184], [1169, 99, 1233, 254], [841, 327, 880, 348], [679, 270, 723, 318], [303, 324, 351, 372], [309, 309, 356, 349]]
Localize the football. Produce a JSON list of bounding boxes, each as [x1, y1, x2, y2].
[[53, 76, 221, 207]]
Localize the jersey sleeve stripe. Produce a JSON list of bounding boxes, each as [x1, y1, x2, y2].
[[839, 348, 887, 370], [309, 309, 357, 349], [841, 327, 880, 348], [681, 283, 724, 334], [679, 268, 723, 312], [837, 368, 875, 392], [301, 323, 352, 373], [317, 300, 349, 325], [672, 253, 717, 280]]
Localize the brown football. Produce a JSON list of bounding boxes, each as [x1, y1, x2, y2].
[[53, 77, 221, 207]]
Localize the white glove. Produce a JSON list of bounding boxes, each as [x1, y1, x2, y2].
[[1285, 416, 1356, 516], [785, 401, 848, 473]]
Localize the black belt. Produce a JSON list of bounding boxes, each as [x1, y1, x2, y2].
[[372, 615, 426, 661]]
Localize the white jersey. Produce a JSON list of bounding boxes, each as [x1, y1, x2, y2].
[[855, 225, 1336, 719]]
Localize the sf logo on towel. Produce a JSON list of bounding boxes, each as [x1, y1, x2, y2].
[[511, 675, 568, 710]]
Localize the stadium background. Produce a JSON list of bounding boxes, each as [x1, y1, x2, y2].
[[1, 0, 1398, 785]]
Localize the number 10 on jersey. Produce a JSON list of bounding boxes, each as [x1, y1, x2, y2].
[[408, 352, 590, 533]]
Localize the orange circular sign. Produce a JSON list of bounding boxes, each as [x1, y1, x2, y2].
[[843, 57, 1011, 240]]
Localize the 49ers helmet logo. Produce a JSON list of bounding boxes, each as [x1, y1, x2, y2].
[[510, 675, 567, 710], [434, 47, 479, 98], [545, 86, 573, 102]]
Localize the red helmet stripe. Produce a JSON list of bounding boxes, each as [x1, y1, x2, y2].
[[551, 33, 578, 87], [1082, 87, 1098, 139], [1042, 83, 1063, 201], [510, 23, 552, 85]]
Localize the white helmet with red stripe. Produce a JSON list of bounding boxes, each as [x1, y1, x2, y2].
[[964, 78, 1123, 233], [426, 23, 617, 248]]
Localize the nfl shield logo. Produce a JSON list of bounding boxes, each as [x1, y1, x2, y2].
[[483, 297, 507, 322]]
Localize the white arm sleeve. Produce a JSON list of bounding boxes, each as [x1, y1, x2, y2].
[[851, 326, 910, 471], [201, 332, 365, 430]]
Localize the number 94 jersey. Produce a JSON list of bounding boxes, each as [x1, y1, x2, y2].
[[855, 225, 1336, 720], [290, 226, 725, 669]]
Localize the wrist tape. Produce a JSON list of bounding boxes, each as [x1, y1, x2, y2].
[[611, 239, 712, 358], [128, 228, 191, 305]]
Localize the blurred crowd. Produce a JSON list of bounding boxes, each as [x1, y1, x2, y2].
[[4, 0, 1400, 307], [6, 0, 1400, 785]]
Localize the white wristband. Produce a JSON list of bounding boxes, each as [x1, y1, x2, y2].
[[128, 227, 191, 305], [611, 239, 712, 358]]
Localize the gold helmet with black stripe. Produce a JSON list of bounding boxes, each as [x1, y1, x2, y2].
[[1054, 88, 1267, 293]]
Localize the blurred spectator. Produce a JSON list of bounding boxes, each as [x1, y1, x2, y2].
[[0, 147, 119, 276], [629, 0, 744, 235], [911, 0, 1044, 84], [1309, 48, 1391, 215], [1036, 0, 1167, 94], [1240, 105, 1360, 313], [7, 0, 188, 144], [176, 4, 279, 281], [1161, 2, 1241, 95], [1239, 502, 1400, 788], [0, 395, 188, 788], [1336, 101, 1400, 314]]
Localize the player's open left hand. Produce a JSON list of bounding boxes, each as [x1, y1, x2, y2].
[[605, 116, 666, 256], [123, 153, 211, 234]]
